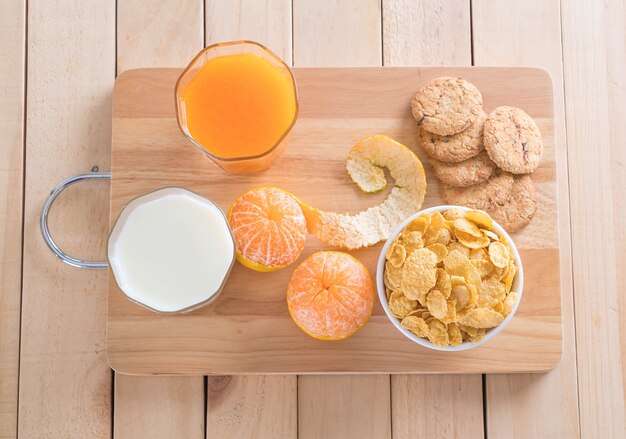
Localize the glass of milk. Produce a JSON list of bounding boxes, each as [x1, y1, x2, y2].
[[108, 187, 235, 313]]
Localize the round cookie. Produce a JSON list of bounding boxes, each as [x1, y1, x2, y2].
[[442, 171, 514, 211], [419, 112, 487, 163], [488, 174, 537, 233], [430, 151, 497, 187], [411, 77, 483, 136], [483, 106, 543, 174]]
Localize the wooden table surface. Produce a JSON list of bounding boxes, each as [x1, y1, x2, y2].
[[0, 0, 623, 437]]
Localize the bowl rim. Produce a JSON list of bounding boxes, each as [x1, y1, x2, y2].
[[376, 205, 524, 352]]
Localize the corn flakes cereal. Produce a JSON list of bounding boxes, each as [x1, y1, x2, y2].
[[451, 285, 470, 311], [453, 218, 483, 238], [471, 259, 494, 278], [437, 228, 452, 245], [488, 241, 509, 268], [388, 291, 418, 319], [427, 320, 450, 347], [383, 208, 519, 346], [434, 268, 452, 298], [384, 261, 402, 290], [466, 209, 494, 229], [426, 289, 448, 319], [448, 323, 463, 346], [401, 248, 438, 300], [427, 243, 448, 263], [458, 307, 505, 329], [402, 231, 424, 252], [401, 315, 429, 337], [387, 241, 407, 268]]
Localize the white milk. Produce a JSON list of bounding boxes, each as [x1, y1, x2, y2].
[[108, 188, 234, 313]]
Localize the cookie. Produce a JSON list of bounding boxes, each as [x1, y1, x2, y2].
[[442, 171, 514, 211], [489, 174, 537, 233], [430, 151, 497, 187], [483, 106, 543, 174], [411, 77, 483, 136], [418, 112, 487, 162]]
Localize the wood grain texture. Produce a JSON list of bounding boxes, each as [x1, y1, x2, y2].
[[0, 0, 25, 436], [18, 0, 114, 437], [114, 375, 204, 438], [206, 376, 296, 438], [293, 8, 390, 439], [293, 0, 382, 66], [472, 1, 580, 437], [107, 67, 560, 374], [113, 2, 205, 439], [383, 0, 471, 66], [204, 5, 297, 439], [383, 2, 482, 438], [391, 375, 483, 438], [205, 0, 292, 62], [298, 376, 391, 439], [116, 0, 203, 73], [562, 0, 626, 436]]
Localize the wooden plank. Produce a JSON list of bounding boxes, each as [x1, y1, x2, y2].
[[108, 67, 559, 374], [207, 376, 296, 438], [293, 0, 382, 66], [391, 375, 483, 438], [18, 0, 114, 437], [293, 3, 390, 438], [561, 0, 626, 435], [204, 5, 297, 438], [114, 376, 204, 438], [113, 1, 205, 438], [383, 0, 471, 66], [472, 1, 580, 437], [298, 375, 391, 439], [205, 0, 292, 62], [0, 0, 25, 437], [117, 0, 204, 73], [383, 2, 482, 438]]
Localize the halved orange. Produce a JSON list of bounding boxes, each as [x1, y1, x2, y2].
[[287, 251, 374, 340], [228, 187, 307, 272]]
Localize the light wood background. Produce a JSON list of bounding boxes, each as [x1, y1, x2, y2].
[[1, 0, 623, 437]]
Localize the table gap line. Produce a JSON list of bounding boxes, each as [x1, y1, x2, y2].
[[16, 0, 29, 436], [558, 0, 583, 433]]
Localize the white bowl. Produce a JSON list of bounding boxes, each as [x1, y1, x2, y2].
[[376, 205, 524, 351]]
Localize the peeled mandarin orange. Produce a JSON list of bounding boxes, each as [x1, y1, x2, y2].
[[287, 251, 374, 340], [228, 187, 307, 272]]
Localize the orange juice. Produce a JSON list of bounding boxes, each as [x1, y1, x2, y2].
[[181, 52, 297, 159]]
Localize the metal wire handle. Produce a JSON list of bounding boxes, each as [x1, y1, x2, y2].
[[40, 171, 111, 269]]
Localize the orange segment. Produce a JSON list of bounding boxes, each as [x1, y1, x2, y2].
[[228, 187, 307, 271], [287, 251, 374, 340]]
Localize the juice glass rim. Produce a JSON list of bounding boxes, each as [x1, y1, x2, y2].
[[174, 40, 300, 163]]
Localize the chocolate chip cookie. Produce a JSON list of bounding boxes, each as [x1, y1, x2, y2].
[[483, 106, 543, 174], [430, 151, 497, 187], [411, 77, 483, 136], [418, 111, 486, 162]]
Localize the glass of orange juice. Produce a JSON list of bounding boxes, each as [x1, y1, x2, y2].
[[175, 41, 298, 173]]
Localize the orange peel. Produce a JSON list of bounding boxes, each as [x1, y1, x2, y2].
[[304, 135, 427, 249]]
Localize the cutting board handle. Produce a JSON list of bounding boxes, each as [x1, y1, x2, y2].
[[41, 171, 111, 269]]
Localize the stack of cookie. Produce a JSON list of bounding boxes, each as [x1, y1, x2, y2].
[[411, 77, 542, 233]]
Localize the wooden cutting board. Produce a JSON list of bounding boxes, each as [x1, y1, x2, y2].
[[108, 67, 563, 375]]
